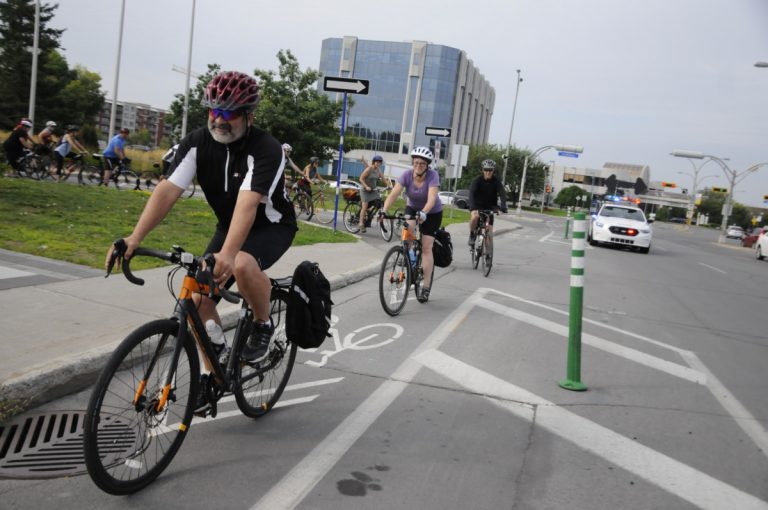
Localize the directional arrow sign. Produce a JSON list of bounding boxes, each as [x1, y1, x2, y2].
[[323, 76, 369, 95], [425, 127, 451, 137], [558, 151, 580, 158]]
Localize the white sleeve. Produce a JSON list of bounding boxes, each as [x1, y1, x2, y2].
[[167, 147, 197, 189]]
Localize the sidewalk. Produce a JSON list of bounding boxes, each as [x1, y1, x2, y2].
[[0, 218, 519, 408]]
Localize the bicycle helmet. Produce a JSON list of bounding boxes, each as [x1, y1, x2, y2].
[[202, 71, 261, 111], [66, 124, 79, 132], [481, 159, 496, 170], [282, 143, 293, 152], [372, 155, 384, 163], [20, 118, 33, 129], [410, 146, 433, 163], [309, 156, 319, 163], [46, 120, 56, 128]]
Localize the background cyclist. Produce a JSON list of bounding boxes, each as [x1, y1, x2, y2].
[[358, 155, 389, 233], [53, 125, 88, 181], [300, 156, 326, 195], [101, 127, 130, 186], [281, 143, 302, 182], [380, 146, 442, 302], [2, 118, 34, 173], [104, 70, 297, 376], [468, 159, 507, 246]]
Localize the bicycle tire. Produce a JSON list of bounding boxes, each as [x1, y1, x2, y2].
[[482, 234, 493, 277], [393, 209, 405, 239], [113, 170, 140, 190], [83, 319, 199, 495], [472, 233, 482, 270], [139, 172, 160, 191], [378, 214, 393, 242], [78, 164, 102, 185], [234, 291, 297, 418], [343, 201, 362, 233], [292, 191, 314, 221], [378, 245, 411, 316], [313, 191, 335, 225]]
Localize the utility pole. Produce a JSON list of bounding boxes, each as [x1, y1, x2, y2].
[[501, 70, 523, 188]]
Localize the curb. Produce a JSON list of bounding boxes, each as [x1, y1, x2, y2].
[[0, 262, 382, 410]]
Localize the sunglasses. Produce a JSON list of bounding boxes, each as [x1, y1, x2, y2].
[[209, 108, 244, 121], [483, 169, 494, 172]]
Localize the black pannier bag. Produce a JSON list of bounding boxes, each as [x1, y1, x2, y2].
[[285, 261, 333, 349], [432, 227, 453, 268]]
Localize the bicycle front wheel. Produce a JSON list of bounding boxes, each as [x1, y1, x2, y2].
[[472, 234, 482, 269], [378, 214, 394, 242], [292, 191, 313, 221], [378, 245, 411, 316], [313, 192, 335, 225], [234, 291, 297, 418], [343, 201, 361, 233], [83, 319, 199, 495], [482, 235, 493, 277], [79, 165, 101, 185]]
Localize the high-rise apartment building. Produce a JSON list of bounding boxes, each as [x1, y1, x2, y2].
[[319, 36, 495, 164], [95, 100, 171, 147]]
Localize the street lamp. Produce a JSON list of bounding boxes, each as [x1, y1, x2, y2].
[[755, 62, 768, 68], [670, 153, 723, 225], [517, 144, 583, 215], [672, 150, 768, 243], [501, 70, 523, 187], [180, 0, 197, 139]]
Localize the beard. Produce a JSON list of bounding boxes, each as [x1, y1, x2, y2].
[[208, 118, 246, 144]]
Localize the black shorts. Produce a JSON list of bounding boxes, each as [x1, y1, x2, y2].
[[206, 222, 296, 277], [404, 206, 443, 237], [473, 209, 496, 226]]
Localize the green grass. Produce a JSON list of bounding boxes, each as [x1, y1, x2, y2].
[[0, 177, 355, 270]]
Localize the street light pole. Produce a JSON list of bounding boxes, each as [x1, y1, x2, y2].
[[501, 70, 522, 188], [108, 0, 126, 140], [27, 0, 40, 125], [180, 0, 197, 139], [517, 144, 584, 215], [672, 150, 768, 243]]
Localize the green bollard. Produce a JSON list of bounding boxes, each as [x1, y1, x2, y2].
[[559, 212, 587, 391]]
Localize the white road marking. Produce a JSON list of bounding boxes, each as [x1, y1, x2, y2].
[[250, 289, 483, 510], [415, 349, 768, 510], [0, 265, 34, 279], [699, 262, 726, 274]]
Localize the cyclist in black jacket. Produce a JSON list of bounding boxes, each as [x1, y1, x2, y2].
[[468, 159, 507, 246], [106, 71, 297, 365]]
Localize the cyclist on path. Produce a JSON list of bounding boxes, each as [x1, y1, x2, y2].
[[468, 159, 507, 246], [101, 127, 130, 186], [105, 70, 297, 371], [299, 155, 326, 195], [380, 146, 442, 302], [36, 121, 57, 152], [281, 143, 302, 182], [358, 155, 389, 233], [53, 125, 88, 181], [2, 118, 34, 173]]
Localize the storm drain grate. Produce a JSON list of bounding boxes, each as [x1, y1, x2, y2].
[[0, 411, 138, 479]]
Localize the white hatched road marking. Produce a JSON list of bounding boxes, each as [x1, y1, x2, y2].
[[699, 262, 727, 274]]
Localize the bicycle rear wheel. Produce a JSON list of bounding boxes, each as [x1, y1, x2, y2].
[[78, 164, 101, 185], [234, 291, 297, 418], [139, 171, 161, 191], [292, 191, 314, 221], [482, 235, 493, 277], [83, 319, 199, 495], [378, 245, 411, 316], [343, 201, 361, 233], [113, 170, 140, 190]]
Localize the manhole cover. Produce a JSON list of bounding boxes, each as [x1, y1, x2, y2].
[[0, 410, 138, 479]]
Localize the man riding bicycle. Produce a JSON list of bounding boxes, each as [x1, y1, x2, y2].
[[105, 70, 297, 375], [101, 127, 130, 186], [468, 159, 507, 246], [2, 118, 34, 173]]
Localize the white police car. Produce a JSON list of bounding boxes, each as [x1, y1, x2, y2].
[[588, 203, 653, 253]]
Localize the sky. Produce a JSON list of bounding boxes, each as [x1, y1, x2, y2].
[[50, 0, 768, 207]]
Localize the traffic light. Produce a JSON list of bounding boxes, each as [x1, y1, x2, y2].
[[604, 174, 617, 194], [712, 187, 728, 193], [661, 182, 677, 188], [634, 178, 648, 195]]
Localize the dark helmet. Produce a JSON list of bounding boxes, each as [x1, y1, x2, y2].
[[202, 71, 261, 111], [66, 124, 79, 132], [372, 155, 384, 163]]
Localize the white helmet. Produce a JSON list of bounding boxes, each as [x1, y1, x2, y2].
[[46, 121, 57, 128], [20, 118, 33, 129], [410, 146, 433, 163], [282, 143, 292, 152]]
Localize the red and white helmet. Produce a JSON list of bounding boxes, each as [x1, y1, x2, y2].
[[20, 118, 33, 129], [202, 71, 261, 111]]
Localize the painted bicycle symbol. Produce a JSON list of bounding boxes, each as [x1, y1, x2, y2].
[[303, 314, 404, 368]]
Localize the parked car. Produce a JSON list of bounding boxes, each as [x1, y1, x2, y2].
[[741, 226, 768, 248], [438, 191, 454, 206], [328, 179, 361, 190], [588, 203, 653, 253], [726, 225, 745, 239], [756, 229, 768, 260], [453, 189, 470, 209]]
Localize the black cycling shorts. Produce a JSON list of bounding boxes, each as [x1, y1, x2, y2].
[[473, 209, 496, 226], [404, 206, 443, 237], [206, 222, 296, 277]]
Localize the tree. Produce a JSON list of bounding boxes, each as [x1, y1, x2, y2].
[[554, 185, 592, 209], [0, 0, 63, 129]]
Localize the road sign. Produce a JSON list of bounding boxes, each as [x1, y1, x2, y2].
[[323, 76, 369, 95], [558, 151, 580, 158], [425, 127, 451, 137]]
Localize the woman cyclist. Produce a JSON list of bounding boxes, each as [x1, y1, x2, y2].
[[53, 125, 88, 182], [380, 146, 442, 302], [358, 155, 390, 233]]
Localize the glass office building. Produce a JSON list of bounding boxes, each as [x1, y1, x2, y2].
[[319, 37, 495, 163]]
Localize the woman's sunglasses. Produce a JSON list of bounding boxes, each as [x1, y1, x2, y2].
[[209, 108, 244, 121]]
